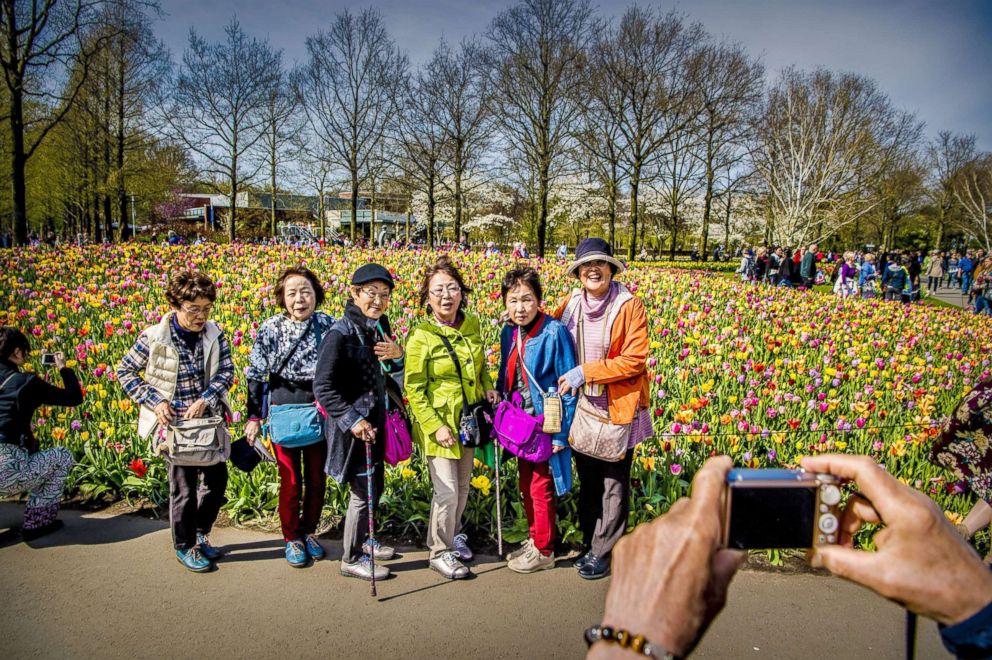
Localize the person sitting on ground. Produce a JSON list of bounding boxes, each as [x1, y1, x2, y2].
[[587, 454, 992, 659], [0, 327, 82, 541]]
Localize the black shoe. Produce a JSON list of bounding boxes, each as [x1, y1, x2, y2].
[[21, 520, 63, 542], [573, 550, 593, 570], [578, 553, 610, 580]]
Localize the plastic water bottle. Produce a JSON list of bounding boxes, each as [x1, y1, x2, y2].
[[543, 387, 562, 434]]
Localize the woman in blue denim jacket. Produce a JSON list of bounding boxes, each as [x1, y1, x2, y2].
[[496, 267, 578, 573]]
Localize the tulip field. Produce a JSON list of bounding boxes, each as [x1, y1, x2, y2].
[[1, 244, 989, 549]]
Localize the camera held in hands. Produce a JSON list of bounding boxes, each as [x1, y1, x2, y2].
[[722, 468, 842, 550], [40, 352, 56, 366]]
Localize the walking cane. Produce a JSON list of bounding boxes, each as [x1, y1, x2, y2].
[[365, 440, 377, 598], [493, 440, 503, 559]]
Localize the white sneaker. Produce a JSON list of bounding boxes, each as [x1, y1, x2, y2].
[[506, 538, 534, 561], [340, 555, 390, 581], [507, 545, 556, 574], [452, 533, 473, 561], [430, 550, 471, 579]]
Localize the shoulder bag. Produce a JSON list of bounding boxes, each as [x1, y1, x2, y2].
[[437, 334, 493, 448], [492, 328, 553, 463], [568, 301, 631, 462], [267, 317, 325, 448], [158, 415, 229, 466]]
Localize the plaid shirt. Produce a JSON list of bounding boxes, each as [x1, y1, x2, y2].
[[117, 323, 234, 417]]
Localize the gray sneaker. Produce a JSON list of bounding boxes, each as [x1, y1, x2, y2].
[[506, 538, 534, 561], [362, 538, 396, 561], [340, 555, 390, 581], [452, 533, 473, 561], [430, 550, 471, 579]]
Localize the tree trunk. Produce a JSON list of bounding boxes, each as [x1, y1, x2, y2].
[[9, 84, 28, 245], [628, 163, 641, 259], [370, 176, 377, 246], [350, 165, 359, 243], [608, 166, 618, 247], [537, 167, 549, 258], [229, 150, 239, 243], [117, 39, 130, 242], [454, 142, 463, 241], [701, 153, 715, 261], [270, 119, 277, 236]]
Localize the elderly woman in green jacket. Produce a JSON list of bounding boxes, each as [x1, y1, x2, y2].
[[405, 256, 499, 580]]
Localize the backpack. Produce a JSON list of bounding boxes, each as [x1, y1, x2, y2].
[[0, 371, 32, 448]]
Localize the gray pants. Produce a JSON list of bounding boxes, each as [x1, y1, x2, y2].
[[342, 459, 384, 563], [426, 450, 475, 559], [575, 450, 634, 557]]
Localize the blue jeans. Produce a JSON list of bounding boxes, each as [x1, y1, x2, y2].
[[977, 296, 991, 316], [962, 272, 973, 294]]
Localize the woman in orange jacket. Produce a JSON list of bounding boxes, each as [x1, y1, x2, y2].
[[554, 238, 652, 580]]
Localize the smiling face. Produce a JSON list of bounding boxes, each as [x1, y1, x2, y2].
[[428, 272, 463, 322], [283, 275, 316, 322], [351, 281, 392, 320], [578, 260, 613, 297], [505, 282, 540, 327]]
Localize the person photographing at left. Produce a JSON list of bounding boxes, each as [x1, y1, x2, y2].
[[0, 327, 82, 541]]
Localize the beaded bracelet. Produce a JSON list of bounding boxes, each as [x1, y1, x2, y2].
[[584, 624, 677, 659]]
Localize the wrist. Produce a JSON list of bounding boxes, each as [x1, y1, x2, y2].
[[942, 572, 992, 626], [585, 624, 678, 660]]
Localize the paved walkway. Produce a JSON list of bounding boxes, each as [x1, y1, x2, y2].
[[928, 281, 970, 308], [0, 504, 951, 659]]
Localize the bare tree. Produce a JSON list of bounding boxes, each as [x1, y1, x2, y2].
[[295, 8, 407, 242], [577, 49, 625, 246], [691, 40, 763, 260], [926, 131, 976, 249], [290, 129, 340, 240], [753, 67, 923, 247], [428, 39, 492, 241], [0, 0, 109, 244], [486, 0, 594, 257], [394, 71, 450, 246], [95, 0, 169, 241], [162, 18, 279, 241], [953, 154, 992, 251], [261, 70, 299, 236], [594, 7, 703, 258]]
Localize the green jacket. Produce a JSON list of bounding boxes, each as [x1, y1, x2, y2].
[[404, 313, 494, 459]]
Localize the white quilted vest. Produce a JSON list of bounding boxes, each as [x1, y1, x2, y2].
[[136, 312, 231, 439]]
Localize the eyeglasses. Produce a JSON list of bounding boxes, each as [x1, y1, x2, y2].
[[359, 288, 391, 302], [579, 260, 608, 270], [180, 304, 213, 316], [429, 285, 462, 298]]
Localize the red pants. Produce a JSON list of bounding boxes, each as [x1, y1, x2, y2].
[[273, 441, 328, 542], [518, 459, 555, 556]]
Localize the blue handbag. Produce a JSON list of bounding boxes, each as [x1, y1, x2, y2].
[[268, 403, 323, 447], [265, 317, 324, 448]]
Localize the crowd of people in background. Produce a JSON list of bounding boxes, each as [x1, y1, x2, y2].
[[736, 243, 992, 314]]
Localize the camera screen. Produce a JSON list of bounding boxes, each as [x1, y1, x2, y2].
[[726, 486, 816, 549]]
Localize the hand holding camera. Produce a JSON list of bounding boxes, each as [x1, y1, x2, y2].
[[41, 351, 65, 370], [802, 454, 992, 627]]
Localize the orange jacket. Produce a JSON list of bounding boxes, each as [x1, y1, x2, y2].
[[553, 286, 651, 424]]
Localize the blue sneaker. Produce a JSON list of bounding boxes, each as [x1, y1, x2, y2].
[[304, 534, 325, 561], [176, 547, 211, 572], [196, 532, 223, 561], [286, 540, 307, 567]]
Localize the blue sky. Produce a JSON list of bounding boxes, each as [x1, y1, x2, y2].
[[157, 0, 992, 150]]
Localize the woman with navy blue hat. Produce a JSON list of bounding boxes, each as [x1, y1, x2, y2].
[[314, 263, 404, 582]]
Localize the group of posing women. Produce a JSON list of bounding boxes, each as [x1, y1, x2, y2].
[[43, 236, 644, 582], [0, 238, 650, 580]]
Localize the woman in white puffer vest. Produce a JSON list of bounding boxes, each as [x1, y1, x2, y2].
[[117, 270, 234, 573]]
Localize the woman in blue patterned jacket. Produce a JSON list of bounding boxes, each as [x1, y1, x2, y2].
[[245, 266, 335, 568]]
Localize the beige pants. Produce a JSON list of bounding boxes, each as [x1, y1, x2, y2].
[[426, 450, 475, 558]]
